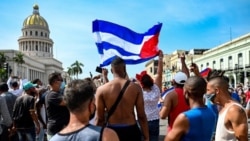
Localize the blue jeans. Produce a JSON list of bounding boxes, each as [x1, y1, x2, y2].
[[17, 127, 36, 141], [148, 119, 159, 141], [36, 128, 45, 141]]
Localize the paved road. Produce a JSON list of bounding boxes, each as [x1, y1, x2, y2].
[[159, 119, 250, 141]]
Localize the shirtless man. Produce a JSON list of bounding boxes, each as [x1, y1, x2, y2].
[[206, 70, 248, 141], [95, 56, 149, 141]]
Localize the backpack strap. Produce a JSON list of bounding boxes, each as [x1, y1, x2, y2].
[[105, 80, 130, 125]]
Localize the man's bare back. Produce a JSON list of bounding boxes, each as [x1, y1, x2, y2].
[[95, 56, 149, 141], [95, 78, 145, 125]]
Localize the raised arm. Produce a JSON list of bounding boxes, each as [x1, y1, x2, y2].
[[155, 50, 163, 92], [180, 53, 190, 78]]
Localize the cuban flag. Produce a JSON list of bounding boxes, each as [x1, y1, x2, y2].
[[158, 87, 174, 108], [200, 68, 211, 78], [92, 19, 162, 67]]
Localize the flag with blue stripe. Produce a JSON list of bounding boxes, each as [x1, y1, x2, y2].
[[92, 19, 162, 67]]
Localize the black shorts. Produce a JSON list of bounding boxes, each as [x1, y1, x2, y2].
[[107, 123, 142, 141]]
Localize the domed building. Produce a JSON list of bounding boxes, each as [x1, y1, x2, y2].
[[0, 4, 63, 84], [18, 4, 53, 58]]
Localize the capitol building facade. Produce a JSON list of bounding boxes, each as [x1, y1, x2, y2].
[[0, 5, 63, 84]]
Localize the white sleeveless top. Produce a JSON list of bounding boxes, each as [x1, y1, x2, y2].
[[215, 103, 245, 141]]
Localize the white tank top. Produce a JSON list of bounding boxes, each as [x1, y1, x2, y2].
[[215, 103, 245, 141]]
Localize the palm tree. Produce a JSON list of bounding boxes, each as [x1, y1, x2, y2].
[[13, 52, 25, 76], [70, 60, 84, 79], [67, 67, 74, 78], [0, 52, 7, 81]]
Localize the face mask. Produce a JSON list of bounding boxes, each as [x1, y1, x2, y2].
[[59, 81, 65, 94], [89, 104, 96, 120], [205, 93, 216, 102]]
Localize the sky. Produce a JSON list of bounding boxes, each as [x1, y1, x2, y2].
[[0, 0, 250, 79]]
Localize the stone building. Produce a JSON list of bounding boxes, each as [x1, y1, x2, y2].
[[0, 4, 63, 84]]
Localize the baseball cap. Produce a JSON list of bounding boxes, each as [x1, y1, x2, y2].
[[174, 72, 187, 85], [23, 81, 37, 90]]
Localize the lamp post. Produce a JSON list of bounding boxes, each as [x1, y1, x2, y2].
[[234, 64, 240, 85]]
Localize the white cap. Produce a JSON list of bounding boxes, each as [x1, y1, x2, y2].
[[174, 72, 187, 85]]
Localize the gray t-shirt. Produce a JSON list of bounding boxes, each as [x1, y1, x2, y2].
[[50, 124, 103, 141]]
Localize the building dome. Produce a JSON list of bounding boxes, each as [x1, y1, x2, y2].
[[23, 4, 48, 29]]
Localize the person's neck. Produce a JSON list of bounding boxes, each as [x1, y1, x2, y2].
[[60, 113, 89, 134], [189, 99, 205, 109], [113, 73, 126, 79], [218, 95, 235, 107]]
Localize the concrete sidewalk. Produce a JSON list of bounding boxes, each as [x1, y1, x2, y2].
[[159, 119, 168, 141]]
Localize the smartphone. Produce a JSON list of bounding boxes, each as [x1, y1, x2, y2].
[[95, 66, 102, 73]]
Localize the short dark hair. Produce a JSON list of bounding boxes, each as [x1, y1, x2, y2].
[[11, 81, 18, 88], [185, 76, 207, 98], [111, 56, 125, 67], [0, 82, 9, 92], [207, 70, 229, 91], [207, 69, 225, 81], [64, 78, 96, 113], [48, 72, 61, 85], [32, 78, 40, 84]]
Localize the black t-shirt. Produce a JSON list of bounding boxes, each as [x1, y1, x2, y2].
[[45, 90, 69, 135], [12, 95, 35, 128]]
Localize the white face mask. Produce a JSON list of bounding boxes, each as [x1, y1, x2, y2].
[[204, 93, 216, 102]]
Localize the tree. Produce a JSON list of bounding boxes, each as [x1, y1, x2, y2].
[[13, 52, 25, 76], [70, 60, 84, 79], [67, 67, 74, 77], [0, 52, 7, 68], [0, 52, 8, 81]]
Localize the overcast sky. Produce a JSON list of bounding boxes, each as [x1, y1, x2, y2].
[[0, 0, 250, 79]]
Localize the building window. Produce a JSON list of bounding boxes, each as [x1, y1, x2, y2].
[[45, 33, 47, 37], [212, 61, 216, 69], [30, 31, 32, 36], [228, 56, 233, 69], [238, 53, 243, 68], [25, 31, 27, 36], [150, 67, 152, 73], [41, 32, 43, 36], [220, 59, 224, 70], [206, 62, 209, 67], [201, 64, 203, 70], [35, 31, 38, 36]]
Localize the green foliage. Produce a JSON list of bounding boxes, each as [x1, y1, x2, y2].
[[67, 60, 84, 79]]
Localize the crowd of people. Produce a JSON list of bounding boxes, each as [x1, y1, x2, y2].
[[0, 50, 250, 141]]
